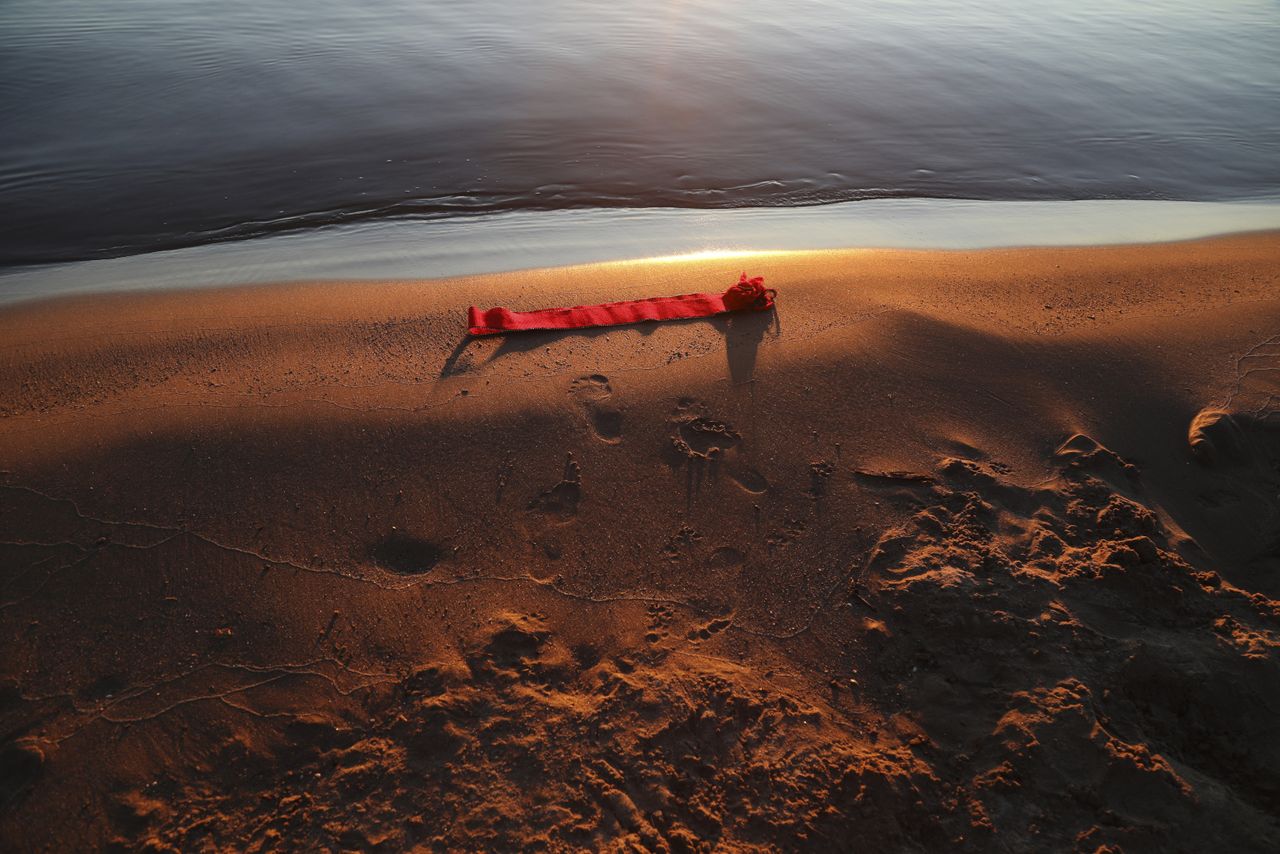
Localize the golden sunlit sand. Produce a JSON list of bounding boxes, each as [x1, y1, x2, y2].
[[2, 233, 1279, 850]]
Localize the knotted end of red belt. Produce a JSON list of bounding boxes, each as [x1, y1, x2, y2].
[[720, 274, 776, 311], [467, 272, 776, 336]]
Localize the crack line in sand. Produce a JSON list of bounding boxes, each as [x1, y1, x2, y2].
[[16, 656, 395, 709], [2, 428, 871, 629], [1, 552, 95, 611], [1226, 332, 1280, 412], [0, 483, 411, 590], [1, 483, 836, 626], [28, 658, 399, 746]]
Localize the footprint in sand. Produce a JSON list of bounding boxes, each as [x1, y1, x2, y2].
[[728, 466, 769, 494], [570, 375, 623, 443]]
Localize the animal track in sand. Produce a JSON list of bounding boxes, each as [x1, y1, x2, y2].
[[662, 526, 703, 562], [569, 375, 623, 443], [673, 418, 740, 459], [368, 532, 445, 575], [765, 519, 807, 552], [667, 398, 767, 493], [668, 399, 740, 460], [645, 603, 676, 643], [528, 454, 583, 522], [809, 460, 836, 497], [687, 616, 733, 642]]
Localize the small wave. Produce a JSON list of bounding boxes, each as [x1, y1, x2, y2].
[[0, 184, 1039, 268]]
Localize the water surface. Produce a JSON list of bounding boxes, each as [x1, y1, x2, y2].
[[2, 0, 1278, 267]]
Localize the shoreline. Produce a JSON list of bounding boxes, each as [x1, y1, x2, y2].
[[3, 234, 1280, 849], [3, 198, 1279, 307]]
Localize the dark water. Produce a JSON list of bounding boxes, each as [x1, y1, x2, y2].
[[3, 0, 1278, 267]]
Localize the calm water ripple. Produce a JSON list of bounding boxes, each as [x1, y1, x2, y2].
[[2, 0, 1278, 266]]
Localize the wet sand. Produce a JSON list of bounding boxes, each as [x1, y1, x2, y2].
[[2, 233, 1279, 850]]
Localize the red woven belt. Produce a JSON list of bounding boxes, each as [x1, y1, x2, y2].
[[467, 273, 775, 336]]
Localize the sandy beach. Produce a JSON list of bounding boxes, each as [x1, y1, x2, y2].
[[2, 233, 1279, 850]]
